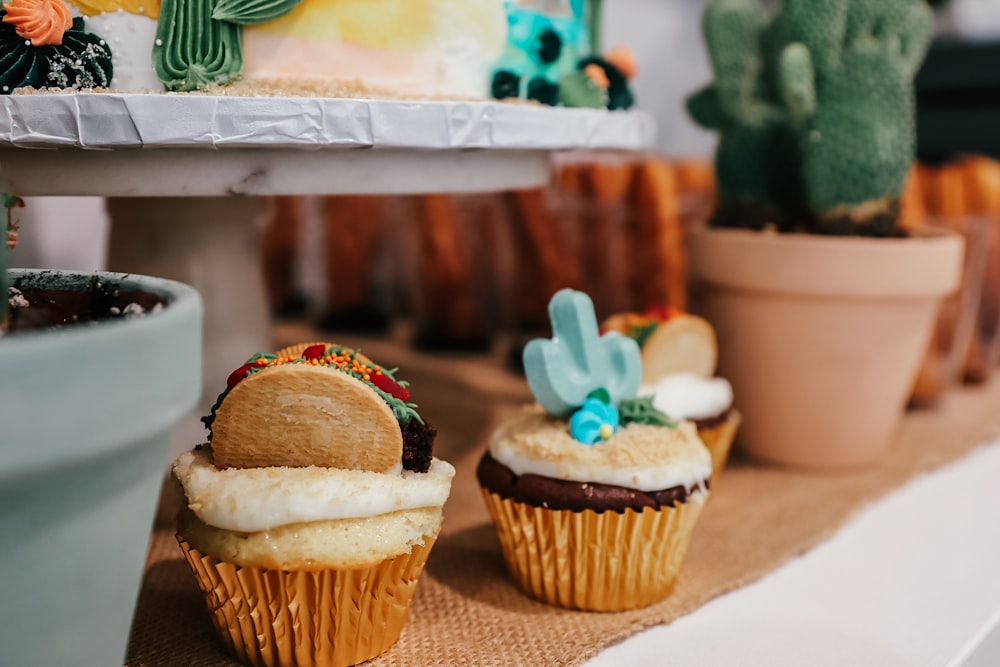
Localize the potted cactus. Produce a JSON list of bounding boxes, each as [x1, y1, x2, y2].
[[685, 0, 964, 469], [0, 202, 203, 665]]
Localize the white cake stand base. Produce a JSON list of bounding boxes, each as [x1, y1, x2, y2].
[[0, 95, 654, 410]]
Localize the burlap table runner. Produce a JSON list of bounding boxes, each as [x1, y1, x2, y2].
[[126, 338, 1000, 666]]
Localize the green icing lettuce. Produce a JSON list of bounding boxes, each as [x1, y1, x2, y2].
[[212, 0, 302, 25], [153, 0, 242, 92], [619, 396, 676, 428], [0, 15, 112, 93], [626, 321, 658, 349]]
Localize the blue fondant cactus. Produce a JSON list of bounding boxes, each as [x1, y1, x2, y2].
[[524, 289, 642, 417]]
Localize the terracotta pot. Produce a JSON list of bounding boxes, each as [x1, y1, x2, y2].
[[0, 270, 202, 666], [689, 227, 963, 470]]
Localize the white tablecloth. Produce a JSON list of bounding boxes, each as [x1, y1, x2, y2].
[[587, 439, 1000, 667]]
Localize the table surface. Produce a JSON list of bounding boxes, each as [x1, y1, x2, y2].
[[587, 437, 1000, 667], [0, 94, 655, 196]]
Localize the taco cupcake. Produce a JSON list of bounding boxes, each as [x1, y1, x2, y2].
[[173, 342, 453, 667], [604, 306, 741, 480], [478, 290, 711, 611]]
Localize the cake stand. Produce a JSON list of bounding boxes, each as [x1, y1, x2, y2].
[[0, 93, 654, 406]]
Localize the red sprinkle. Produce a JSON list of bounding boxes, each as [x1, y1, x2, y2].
[[371, 372, 410, 401], [302, 344, 326, 360], [226, 363, 257, 390], [644, 304, 678, 322]]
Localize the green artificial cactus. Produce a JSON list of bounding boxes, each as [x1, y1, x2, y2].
[[686, 0, 806, 231], [779, 0, 933, 234], [688, 0, 933, 236]]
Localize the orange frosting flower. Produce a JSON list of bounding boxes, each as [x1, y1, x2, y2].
[[2, 0, 73, 46], [605, 45, 638, 80], [584, 63, 610, 90]]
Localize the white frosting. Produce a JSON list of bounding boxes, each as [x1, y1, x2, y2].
[[641, 373, 733, 421], [82, 12, 162, 91], [493, 446, 709, 493], [489, 408, 711, 493], [173, 448, 455, 532]]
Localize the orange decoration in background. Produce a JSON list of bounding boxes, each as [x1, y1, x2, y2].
[[584, 63, 609, 90], [605, 45, 638, 80], [2, 0, 72, 46]]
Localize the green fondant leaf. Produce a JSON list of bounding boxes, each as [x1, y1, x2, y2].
[[586, 387, 612, 405]]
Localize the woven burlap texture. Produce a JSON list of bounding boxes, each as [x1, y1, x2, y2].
[[127, 365, 1000, 667]]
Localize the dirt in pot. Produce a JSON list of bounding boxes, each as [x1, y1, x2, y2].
[[4, 275, 166, 334]]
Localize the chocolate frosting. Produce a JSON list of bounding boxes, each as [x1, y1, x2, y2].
[[477, 452, 709, 514]]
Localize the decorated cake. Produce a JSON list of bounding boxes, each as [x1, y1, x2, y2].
[[477, 289, 711, 611], [603, 305, 742, 479], [172, 341, 453, 667], [0, 0, 635, 109]]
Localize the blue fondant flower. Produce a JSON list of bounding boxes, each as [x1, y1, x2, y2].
[[570, 397, 620, 445]]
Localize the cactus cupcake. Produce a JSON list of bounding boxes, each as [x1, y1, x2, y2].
[[477, 290, 711, 611], [603, 306, 742, 480], [172, 342, 453, 667]]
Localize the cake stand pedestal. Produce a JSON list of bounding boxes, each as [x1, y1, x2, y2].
[[103, 197, 273, 406], [0, 93, 655, 415]]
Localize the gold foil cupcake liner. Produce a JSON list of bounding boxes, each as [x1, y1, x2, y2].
[[177, 536, 436, 667], [698, 410, 742, 482], [481, 491, 705, 611]]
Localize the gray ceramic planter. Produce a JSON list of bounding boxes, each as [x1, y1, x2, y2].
[[0, 270, 202, 666]]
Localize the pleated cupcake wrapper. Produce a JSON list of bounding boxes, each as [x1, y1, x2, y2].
[[177, 536, 436, 667], [698, 410, 742, 483], [481, 491, 706, 611]]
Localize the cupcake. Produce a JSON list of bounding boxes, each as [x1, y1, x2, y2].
[[172, 342, 454, 667], [603, 306, 741, 479], [478, 290, 711, 611]]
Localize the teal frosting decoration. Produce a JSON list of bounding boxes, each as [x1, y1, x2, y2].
[[570, 395, 619, 445], [492, 0, 591, 103], [524, 289, 642, 417]]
